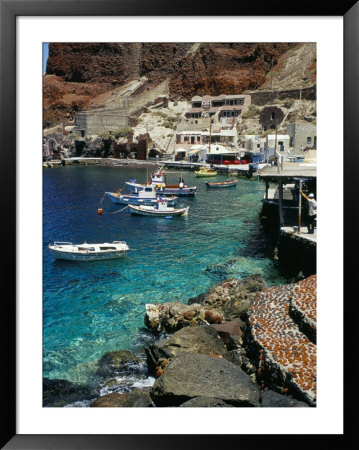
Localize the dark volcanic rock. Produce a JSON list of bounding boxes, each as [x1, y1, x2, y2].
[[179, 397, 234, 407], [43, 378, 94, 407], [211, 319, 244, 350], [146, 325, 227, 376], [97, 350, 143, 378], [150, 353, 261, 407], [260, 389, 310, 407], [91, 389, 153, 407]]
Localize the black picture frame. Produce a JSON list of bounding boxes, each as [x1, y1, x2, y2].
[[1, 0, 356, 448]]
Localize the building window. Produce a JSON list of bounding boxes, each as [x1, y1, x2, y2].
[[307, 137, 312, 144]]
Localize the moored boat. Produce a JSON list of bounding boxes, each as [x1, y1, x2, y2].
[[194, 167, 218, 177], [205, 179, 238, 188], [105, 184, 177, 206], [48, 241, 129, 261], [125, 167, 197, 196], [128, 199, 189, 217]]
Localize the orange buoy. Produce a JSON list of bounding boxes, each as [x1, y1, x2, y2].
[[97, 208, 103, 215]]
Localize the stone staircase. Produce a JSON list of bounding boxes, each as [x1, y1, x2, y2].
[[247, 275, 317, 405], [128, 79, 169, 115]]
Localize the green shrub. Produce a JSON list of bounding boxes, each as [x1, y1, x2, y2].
[[242, 105, 261, 119], [98, 131, 112, 140], [113, 127, 133, 138], [68, 133, 82, 140], [282, 99, 294, 109]]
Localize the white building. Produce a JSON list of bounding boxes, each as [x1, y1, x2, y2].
[[265, 134, 291, 153], [241, 135, 266, 152]]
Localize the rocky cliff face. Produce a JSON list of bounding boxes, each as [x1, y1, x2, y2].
[[43, 42, 315, 128]]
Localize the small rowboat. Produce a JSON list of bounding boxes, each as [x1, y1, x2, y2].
[[48, 241, 129, 261], [194, 167, 218, 177], [205, 179, 238, 188], [128, 199, 189, 217]]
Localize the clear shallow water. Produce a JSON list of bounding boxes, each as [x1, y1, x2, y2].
[[43, 166, 288, 384]]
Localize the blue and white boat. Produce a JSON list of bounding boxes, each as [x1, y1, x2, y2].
[[125, 167, 197, 197], [105, 184, 177, 206]]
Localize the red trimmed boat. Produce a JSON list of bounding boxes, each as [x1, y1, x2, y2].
[[205, 179, 238, 188]]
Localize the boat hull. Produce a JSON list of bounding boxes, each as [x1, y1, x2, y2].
[[49, 241, 129, 261], [49, 249, 128, 261], [105, 192, 176, 205], [205, 180, 238, 188], [128, 205, 189, 217]]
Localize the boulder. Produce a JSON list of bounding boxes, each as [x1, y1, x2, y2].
[[144, 302, 224, 334], [146, 325, 228, 376], [260, 389, 310, 407], [179, 397, 234, 407], [150, 353, 261, 407], [188, 275, 268, 321], [97, 350, 144, 378], [211, 318, 244, 350], [220, 275, 268, 321], [91, 389, 153, 407], [43, 378, 94, 407], [224, 349, 257, 381]]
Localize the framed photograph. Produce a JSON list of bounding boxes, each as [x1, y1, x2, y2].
[[1, 0, 355, 448]]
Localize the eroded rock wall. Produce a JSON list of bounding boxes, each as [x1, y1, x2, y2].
[[44, 42, 307, 127]]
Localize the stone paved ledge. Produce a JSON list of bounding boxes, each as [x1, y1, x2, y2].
[[290, 275, 316, 343], [248, 281, 317, 405]]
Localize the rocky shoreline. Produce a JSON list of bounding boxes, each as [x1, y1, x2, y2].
[[43, 274, 316, 408]]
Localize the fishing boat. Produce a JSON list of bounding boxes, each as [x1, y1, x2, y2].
[[205, 179, 238, 188], [128, 199, 189, 217], [194, 167, 218, 177], [105, 184, 177, 206], [125, 167, 197, 196], [48, 241, 129, 261]]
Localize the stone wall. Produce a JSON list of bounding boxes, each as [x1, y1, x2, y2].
[[277, 230, 316, 277], [75, 110, 129, 135], [259, 106, 285, 130], [286, 122, 317, 151], [249, 86, 316, 106]]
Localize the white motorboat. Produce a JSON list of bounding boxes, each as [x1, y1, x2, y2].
[[105, 184, 177, 206], [128, 199, 189, 217], [48, 241, 129, 261]]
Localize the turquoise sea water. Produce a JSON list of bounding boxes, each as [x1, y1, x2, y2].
[[43, 166, 288, 385]]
